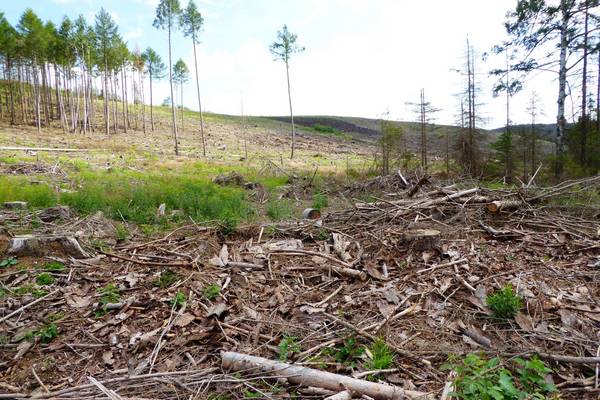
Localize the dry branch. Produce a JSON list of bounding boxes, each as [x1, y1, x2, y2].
[[221, 351, 432, 400]]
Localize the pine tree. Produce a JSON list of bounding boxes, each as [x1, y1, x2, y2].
[[153, 0, 182, 155], [270, 25, 305, 159], [173, 58, 189, 133], [142, 47, 166, 131], [181, 0, 207, 155], [94, 8, 119, 134]]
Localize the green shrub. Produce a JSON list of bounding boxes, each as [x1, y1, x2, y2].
[[332, 337, 364, 366], [312, 192, 328, 210], [155, 269, 179, 288], [443, 353, 555, 400], [37, 323, 59, 343], [486, 285, 523, 320], [313, 124, 338, 134], [99, 283, 120, 306], [171, 291, 186, 308], [36, 273, 55, 286], [203, 284, 221, 301], [44, 261, 65, 271], [366, 338, 394, 370], [278, 335, 300, 361], [115, 223, 129, 241]]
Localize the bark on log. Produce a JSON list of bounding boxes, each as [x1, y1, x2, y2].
[[8, 235, 88, 258], [404, 229, 441, 252], [221, 351, 432, 400], [486, 200, 523, 213], [3, 201, 27, 210]]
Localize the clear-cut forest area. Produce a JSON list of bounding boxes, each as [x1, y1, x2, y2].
[[1, 1, 600, 399]]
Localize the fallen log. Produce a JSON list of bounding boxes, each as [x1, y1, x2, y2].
[[221, 351, 432, 400], [486, 200, 524, 213]]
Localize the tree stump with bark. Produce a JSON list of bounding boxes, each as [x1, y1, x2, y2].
[[486, 200, 523, 213], [403, 229, 441, 252], [8, 234, 89, 258]]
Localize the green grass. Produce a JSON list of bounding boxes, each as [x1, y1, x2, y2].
[[36, 273, 55, 286], [266, 199, 295, 221], [203, 284, 221, 301], [171, 291, 186, 308], [278, 335, 300, 361], [366, 338, 394, 370]]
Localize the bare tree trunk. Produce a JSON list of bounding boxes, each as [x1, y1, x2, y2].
[[180, 82, 184, 133], [141, 72, 146, 134], [104, 59, 109, 135], [555, 5, 569, 178], [33, 62, 41, 133], [168, 21, 179, 155], [580, 0, 589, 167], [420, 88, 427, 171], [149, 70, 154, 131], [7, 59, 15, 125], [121, 68, 127, 134], [285, 61, 296, 159], [192, 39, 206, 155]]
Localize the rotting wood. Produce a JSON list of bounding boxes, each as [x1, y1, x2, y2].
[[8, 235, 88, 258], [403, 229, 441, 252], [221, 351, 432, 400], [486, 200, 524, 213]]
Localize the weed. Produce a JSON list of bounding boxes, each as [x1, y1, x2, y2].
[[14, 284, 47, 298], [217, 214, 238, 236], [0, 335, 9, 344], [278, 335, 300, 361], [242, 389, 261, 398], [266, 200, 294, 221], [155, 269, 179, 288], [316, 228, 330, 241], [44, 261, 65, 271], [99, 283, 120, 309], [332, 337, 364, 366], [0, 257, 18, 268], [37, 323, 59, 343], [486, 285, 523, 320], [47, 311, 65, 322], [115, 223, 129, 241], [171, 291, 187, 308], [203, 284, 221, 301], [366, 338, 394, 370], [36, 273, 55, 286], [443, 353, 555, 400], [312, 192, 329, 210]]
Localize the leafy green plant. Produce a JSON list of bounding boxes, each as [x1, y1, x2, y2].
[[278, 335, 300, 361], [155, 269, 179, 288], [312, 192, 328, 210], [242, 389, 261, 398], [332, 337, 364, 366], [36, 273, 55, 286], [486, 285, 523, 320], [44, 261, 65, 271], [14, 284, 47, 298], [366, 338, 394, 370], [99, 283, 120, 307], [171, 291, 187, 308], [443, 353, 555, 400], [37, 323, 59, 344], [203, 284, 221, 301], [0, 257, 18, 268], [47, 311, 65, 322]]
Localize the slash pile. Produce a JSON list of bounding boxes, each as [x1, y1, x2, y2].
[[1, 175, 599, 399]]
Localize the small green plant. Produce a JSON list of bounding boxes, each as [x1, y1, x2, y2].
[[36, 323, 59, 343], [486, 285, 523, 320], [312, 192, 328, 210], [0, 257, 18, 268], [0, 335, 9, 344], [44, 261, 65, 271], [218, 215, 238, 236], [203, 284, 221, 301], [266, 200, 294, 221], [14, 284, 48, 298], [99, 283, 120, 307], [115, 223, 129, 241], [36, 273, 55, 286], [242, 389, 261, 398], [47, 311, 65, 322], [171, 291, 187, 308], [155, 269, 179, 288], [316, 228, 330, 241], [278, 335, 301, 361], [366, 338, 394, 370], [332, 337, 364, 366], [443, 353, 555, 400]]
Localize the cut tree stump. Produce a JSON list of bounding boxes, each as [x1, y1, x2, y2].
[[37, 206, 72, 222], [221, 351, 432, 400], [8, 234, 89, 258], [486, 200, 523, 213], [3, 201, 28, 210], [403, 229, 441, 252]]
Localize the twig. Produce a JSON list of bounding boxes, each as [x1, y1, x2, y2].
[[0, 289, 59, 323]]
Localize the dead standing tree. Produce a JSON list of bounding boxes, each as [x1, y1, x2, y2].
[[407, 89, 440, 172], [270, 25, 305, 160]]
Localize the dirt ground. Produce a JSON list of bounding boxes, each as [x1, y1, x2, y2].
[[1, 170, 599, 399]]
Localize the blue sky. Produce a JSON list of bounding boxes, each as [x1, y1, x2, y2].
[[3, 0, 560, 127]]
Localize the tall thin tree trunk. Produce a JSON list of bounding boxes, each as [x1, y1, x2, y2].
[[580, 0, 589, 167], [7, 59, 15, 125], [555, 4, 569, 178], [192, 39, 206, 155], [104, 59, 109, 134], [285, 61, 296, 159], [141, 72, 146, 134], [121, 68, 127, 134], [168, 21, 179, 155], [180, 82, 184, 133], [149, 69, 154, 131]]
